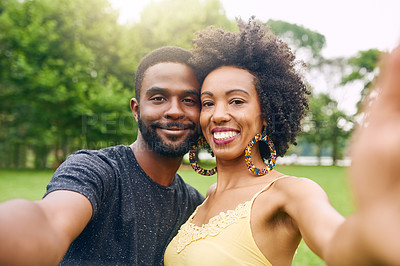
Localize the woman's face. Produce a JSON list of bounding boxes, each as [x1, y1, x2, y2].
[[200, 66, 265, 160]]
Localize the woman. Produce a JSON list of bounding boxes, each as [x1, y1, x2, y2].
[[164, 18, 344, 265]]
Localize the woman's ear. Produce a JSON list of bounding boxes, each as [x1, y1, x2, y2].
[[262, 119, 267, 127], [130, 98, 139, 122]]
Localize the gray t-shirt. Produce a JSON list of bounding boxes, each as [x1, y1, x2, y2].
[[44, 145, 204, 266]]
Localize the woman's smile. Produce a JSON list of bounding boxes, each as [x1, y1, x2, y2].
[[212, 127, 240, 145]]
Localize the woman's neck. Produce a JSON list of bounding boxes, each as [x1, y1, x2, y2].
[[214, 148, 269, 191]]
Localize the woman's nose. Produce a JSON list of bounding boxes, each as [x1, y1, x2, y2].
[[211, 103, 230, 124]]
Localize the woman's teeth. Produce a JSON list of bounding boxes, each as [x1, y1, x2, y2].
[[213, 131, 238, 140]]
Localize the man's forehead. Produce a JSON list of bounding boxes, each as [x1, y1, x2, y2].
[[145, 61, 189, 73], [140, 62, 199, 95]]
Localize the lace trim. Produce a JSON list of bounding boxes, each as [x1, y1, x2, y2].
[[176, 200, 251, 253]]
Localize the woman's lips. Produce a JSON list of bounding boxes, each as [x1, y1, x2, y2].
[[212, 128, 239, 145]]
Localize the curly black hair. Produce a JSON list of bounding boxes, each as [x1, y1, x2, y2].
[[189, 17, 310, 159]]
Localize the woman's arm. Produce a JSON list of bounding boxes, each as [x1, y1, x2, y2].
[[326, 45, 400, 265], [282, 177, 345, 260]]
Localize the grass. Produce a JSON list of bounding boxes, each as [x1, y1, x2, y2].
[[0, 165, 354, 265], [0, 168, 53, 201]]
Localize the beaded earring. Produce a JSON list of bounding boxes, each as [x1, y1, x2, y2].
[[189, 136, 217, 176], [244, 132, 277, 176]]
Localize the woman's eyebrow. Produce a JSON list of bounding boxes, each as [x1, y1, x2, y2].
[[201, 89, 250, 97], [200, 91, 213, 97], [226, 89, 250, 96]]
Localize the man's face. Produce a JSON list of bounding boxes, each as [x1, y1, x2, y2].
[[132, 62, 201, 157]]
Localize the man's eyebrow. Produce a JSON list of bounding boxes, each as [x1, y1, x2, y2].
[[185, 90, 200, 96], [145, 87, 166, 95], [145, 87, 199, 97]]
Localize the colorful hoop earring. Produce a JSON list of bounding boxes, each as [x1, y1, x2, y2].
[[189, 137, 217, 176], [244, 133, 276, 176]]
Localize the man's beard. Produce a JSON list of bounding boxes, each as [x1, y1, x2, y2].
[[137, 115, 198, 157]]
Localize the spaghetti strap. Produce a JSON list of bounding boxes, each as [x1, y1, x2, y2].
[[250, 175, 286, 203]]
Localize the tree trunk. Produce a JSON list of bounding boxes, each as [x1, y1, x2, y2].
[[331, 136, 338, 166]]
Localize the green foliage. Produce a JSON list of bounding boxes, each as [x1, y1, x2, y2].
[[300, 93, 352, 164], [135, 0, 236, 51], [267, 19, 326, 65], [0, 0, 138, 167], [341, 49, 383, 112]]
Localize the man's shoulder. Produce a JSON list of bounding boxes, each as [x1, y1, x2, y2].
[[72, 144, 129, 157], [67, 145, 131, 164], [174, 174, 205, 202]]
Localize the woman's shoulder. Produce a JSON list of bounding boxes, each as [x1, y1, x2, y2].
[[273, 175, 328, 200], [206, 182, 217, 197]]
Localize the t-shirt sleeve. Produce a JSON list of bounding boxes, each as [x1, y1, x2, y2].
[[186, 184, 205, 207], [43, 150, 115, 218]]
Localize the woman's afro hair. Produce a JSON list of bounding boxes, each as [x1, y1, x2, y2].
[[189, 17, 310, 159]]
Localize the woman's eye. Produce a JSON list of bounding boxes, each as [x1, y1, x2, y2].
[[231, 99, 244, 105], [202, 101, 214, 107]]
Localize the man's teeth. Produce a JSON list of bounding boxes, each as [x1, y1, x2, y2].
[[213, 131, 238, 140]]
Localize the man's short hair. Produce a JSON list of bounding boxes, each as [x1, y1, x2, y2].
[[134, 46, 195, 101]]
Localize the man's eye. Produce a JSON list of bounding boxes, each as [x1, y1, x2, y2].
[[151, 97, 165, 102], [183, 98, 195, 103]]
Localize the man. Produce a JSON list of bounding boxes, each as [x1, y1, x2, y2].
[[0, 46, 204, 265]]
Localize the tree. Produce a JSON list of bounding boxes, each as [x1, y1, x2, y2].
[[134, 0, 236, 54], [267, 19, 326, 66], [0, 0, 137, 167], [341, 48, 383, 113], [300, 93, 352, 165]]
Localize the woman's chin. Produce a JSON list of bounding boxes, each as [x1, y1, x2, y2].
[[213, 150, 244, 162]]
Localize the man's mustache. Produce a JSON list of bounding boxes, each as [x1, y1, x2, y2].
[[150, 122, 196, 130]]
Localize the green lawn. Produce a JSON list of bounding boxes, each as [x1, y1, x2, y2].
[[0, 165, 354, 265], [0, 168, 53, 201]]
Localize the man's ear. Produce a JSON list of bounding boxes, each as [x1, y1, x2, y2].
[[130, 98, 139, 122]]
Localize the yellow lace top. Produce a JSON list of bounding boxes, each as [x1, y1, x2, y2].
[[164, 177, 285, 265]]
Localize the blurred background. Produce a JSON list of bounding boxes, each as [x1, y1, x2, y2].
[[1, 0, 399, 169]]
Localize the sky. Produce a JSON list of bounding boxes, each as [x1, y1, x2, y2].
[[220, 0, 400, 58], [110, 0, 400, 114], [110, 0, 400, 58]]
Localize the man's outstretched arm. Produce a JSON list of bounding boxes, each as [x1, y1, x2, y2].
[[0, 190, 92, 265]]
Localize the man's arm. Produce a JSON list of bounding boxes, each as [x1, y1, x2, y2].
[[0, 190, 92, 265]]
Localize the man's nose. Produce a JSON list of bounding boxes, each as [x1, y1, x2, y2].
[[165, 98, 185, 120]]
